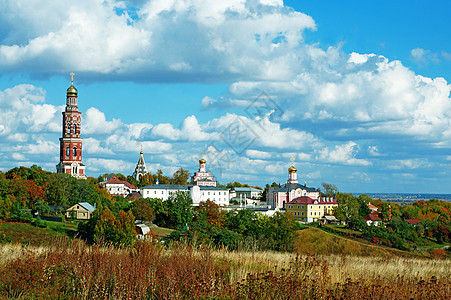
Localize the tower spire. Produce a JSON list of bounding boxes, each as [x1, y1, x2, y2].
[[56, 73, 86, 179]]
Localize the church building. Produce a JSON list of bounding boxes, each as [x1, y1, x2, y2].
[[191, 155, 216, 187], [266, 159, 319, 209], [56, 73, 86, 179], [132, 148, 148, 181]]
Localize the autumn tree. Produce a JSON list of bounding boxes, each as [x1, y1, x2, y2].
[[197, 200, 226, 228], [172, 167, 190, 185], [132, 198, 155, 223]]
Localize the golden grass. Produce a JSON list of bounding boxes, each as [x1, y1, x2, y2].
[[1, 240, 450, 299], [294, 227, 421, 258], [206, 247, 451, 285]]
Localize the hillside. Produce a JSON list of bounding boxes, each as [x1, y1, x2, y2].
[[294, 227, 425, 258]]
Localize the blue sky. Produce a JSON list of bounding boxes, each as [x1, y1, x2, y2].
[[0, 0, 450, 193]]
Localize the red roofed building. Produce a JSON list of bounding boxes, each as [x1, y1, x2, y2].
[[99, 175, 137, 197], [364, 213, 381, 226], [405, 218, 422, 225], [285, 196, 338, 223]]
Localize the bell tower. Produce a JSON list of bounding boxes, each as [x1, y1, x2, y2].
[[56, 73, 86, 179]]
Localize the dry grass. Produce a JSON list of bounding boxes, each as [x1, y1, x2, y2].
[[0, 240, 450, 299], [294, 227, 423, 258]]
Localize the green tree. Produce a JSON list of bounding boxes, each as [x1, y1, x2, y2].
[[147, 198, 168, 227], [126, 175, 139, 188], [333, 193, 360, 224], [92, 207, 136, 247], [172, 167, 191, 185], [320, 182, 337, 197], [165, 191, 193, 230], [132, 198, 155, 223], [156, 170, 171, 184]]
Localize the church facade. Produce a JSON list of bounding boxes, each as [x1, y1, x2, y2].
[[266, 160, 319, 209], [56, 73, 86, 179], [132, 149, 148, 181], [191, 156, 216, 187]]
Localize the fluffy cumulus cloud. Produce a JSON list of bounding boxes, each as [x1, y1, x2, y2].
[[318, 142, 371, 166], [0, 0, 315, 81]]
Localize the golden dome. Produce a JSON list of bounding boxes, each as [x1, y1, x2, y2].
[[199, 158, 206, 164], [288, 165, 297, 172], [66, 84, 78, 96]]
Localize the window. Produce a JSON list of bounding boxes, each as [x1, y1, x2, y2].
[[302, 212, 304, 216], [73, 147, 77, 156], [154, 191, 156, 194], [67, 124, 71, 134], [66, 147, 70, 156], [73, 124, 77, 134]]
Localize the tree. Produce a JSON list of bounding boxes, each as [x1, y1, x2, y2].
[[132, 198, 155, 223], [139, 173, 155, 187], [147, 198, 168, 227], [165, 191, 193, 230], [333, 193, 359, 224], [91, 207, 137, 247], [172, 167, 190, 185], [320, 182, 337, 197], [156, 169, 171, 184], [197, 200, 226, 228], [126, 175, 139, 188]]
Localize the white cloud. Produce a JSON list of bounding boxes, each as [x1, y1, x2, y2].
[[318, 142, 371, 166], [0, 0, 315, 81], [84, 138, 114, 155], [83, 107, 122, 135], [246, 149, 271, 159], [387, 159, 432, 170], [368, 146, 381, 157], [152, 115, 215, 142], [410, 48, 440, 65]]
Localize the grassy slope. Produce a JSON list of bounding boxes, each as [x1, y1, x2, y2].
[[0, 222, 72, 246], [294, 227, 424, 258], [0, 222, 436, 259]]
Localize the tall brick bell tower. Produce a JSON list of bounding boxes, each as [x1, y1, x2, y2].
[[56, 73, 86, 179]]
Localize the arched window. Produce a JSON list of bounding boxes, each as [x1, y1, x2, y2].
[[66, 147, 70, 156], [73, 124, 77, 134], [73, 147, 77, 156], [67, 124, 71, 134]]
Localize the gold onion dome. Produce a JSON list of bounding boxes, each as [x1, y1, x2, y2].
[[199, 158, 206, 164], [288, 165, 297, 172], [67, 83, 78, 96]]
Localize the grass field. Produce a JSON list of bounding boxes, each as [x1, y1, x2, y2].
[[0, 239, 449, 299], [0, 222, 450, 298], [294, 227, 425, 258]]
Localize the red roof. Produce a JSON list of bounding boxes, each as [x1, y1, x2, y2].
[[405, 218, 421, 224], [105, 175, 137, 189], [287, 196, 337, 205], [364, 213, 380, 221], [128, 191, 142, 201]]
